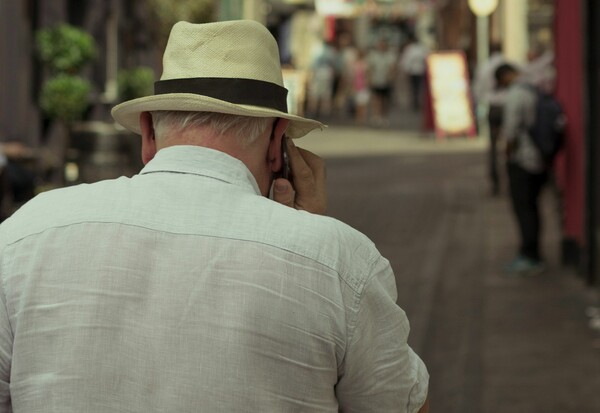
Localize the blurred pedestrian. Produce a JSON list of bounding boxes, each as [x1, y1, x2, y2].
[[496, 63, 548, 276], [333, 32, 358, 118], [0, 141, 36, 219], [0, 20, 429, 412], [367, 38, 397, 126], [400, 34, 428, 112], [351, 49, 370, 125], [523, 43, 556, 93], [306, 40, 339, 119], [473, 42, 509, 196]]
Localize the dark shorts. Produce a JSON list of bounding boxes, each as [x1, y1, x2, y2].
[[371, 86, 392, 99]]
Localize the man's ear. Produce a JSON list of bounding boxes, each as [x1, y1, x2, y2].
[[268, 118, 290, 173], [139, 112, 157, 165]]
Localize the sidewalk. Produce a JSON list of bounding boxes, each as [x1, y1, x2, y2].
[[297, 124, 486, 157], [480, 188, 600, 412], [315, 127, 600, 412]]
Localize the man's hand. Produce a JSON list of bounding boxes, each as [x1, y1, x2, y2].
[[272, 139, 327, 215]]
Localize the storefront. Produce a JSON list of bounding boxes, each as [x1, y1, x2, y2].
[[553, 0, 585, 274], [554, 0, 600, 288]]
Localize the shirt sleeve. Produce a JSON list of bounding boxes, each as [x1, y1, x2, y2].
[[0, 252, 12, 413], [335, 255, 429, 413]]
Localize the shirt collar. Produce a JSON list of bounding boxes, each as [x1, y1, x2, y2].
[[140, 145, 261, 195]]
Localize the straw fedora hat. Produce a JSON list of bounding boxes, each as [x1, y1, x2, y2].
[[112, 20, 324, 139]]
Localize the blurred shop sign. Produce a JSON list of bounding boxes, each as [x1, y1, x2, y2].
[[315, 0, 363, 16], [426, 51, 477, 139]]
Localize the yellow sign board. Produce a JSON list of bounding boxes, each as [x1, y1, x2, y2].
[[426, 51, 477, 139]]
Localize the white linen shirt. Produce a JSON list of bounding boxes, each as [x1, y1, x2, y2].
[[0, 145, 428, 413]]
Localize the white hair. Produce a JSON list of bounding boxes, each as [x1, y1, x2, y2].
[[150, 111, 275, 146]]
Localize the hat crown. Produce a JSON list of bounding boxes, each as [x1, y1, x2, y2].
[[161, 20, 284, 87], [111, 20, 324, 139]]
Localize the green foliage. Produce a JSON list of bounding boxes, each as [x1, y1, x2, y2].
[[36, 24, 97, 74], [35, 24, 96, 122], [117, 66, 155, 102], [39, 75, 92, 123], [147, 0, 215, 41]]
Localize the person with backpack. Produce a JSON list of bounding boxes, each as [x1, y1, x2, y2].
[[495, 63, 564, 276]]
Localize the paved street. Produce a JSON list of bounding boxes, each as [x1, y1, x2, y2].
[[298, 124, 600, 412]]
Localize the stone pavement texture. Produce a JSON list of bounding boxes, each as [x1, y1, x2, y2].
[[298, 125, 600, 413]]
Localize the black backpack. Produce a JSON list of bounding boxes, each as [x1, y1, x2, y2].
[[527, 85, 567, 165]]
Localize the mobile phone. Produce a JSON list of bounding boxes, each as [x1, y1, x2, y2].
[[277, 137, 291, 181]]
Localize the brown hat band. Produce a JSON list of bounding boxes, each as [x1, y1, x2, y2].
[[154, 77, 289, 113]]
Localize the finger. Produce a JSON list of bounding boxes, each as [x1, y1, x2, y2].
[[285, 138, 306, 175], [272, 178, 295, 208], [297, 147, 326, 195], [291, 147, 327, 214], [296, 147, 327, 212], [285, 139, 327, 214], [286, 139, 316, 196]]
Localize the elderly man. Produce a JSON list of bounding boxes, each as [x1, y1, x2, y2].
[[0, 20, 428, 412]]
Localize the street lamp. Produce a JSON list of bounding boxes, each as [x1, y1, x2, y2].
[[468, 0, 499, 64], [468, 0, 499, 137], [468, 0, 498, 17]]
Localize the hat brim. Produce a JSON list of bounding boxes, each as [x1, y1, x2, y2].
[[112, 93, 325, 139]]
